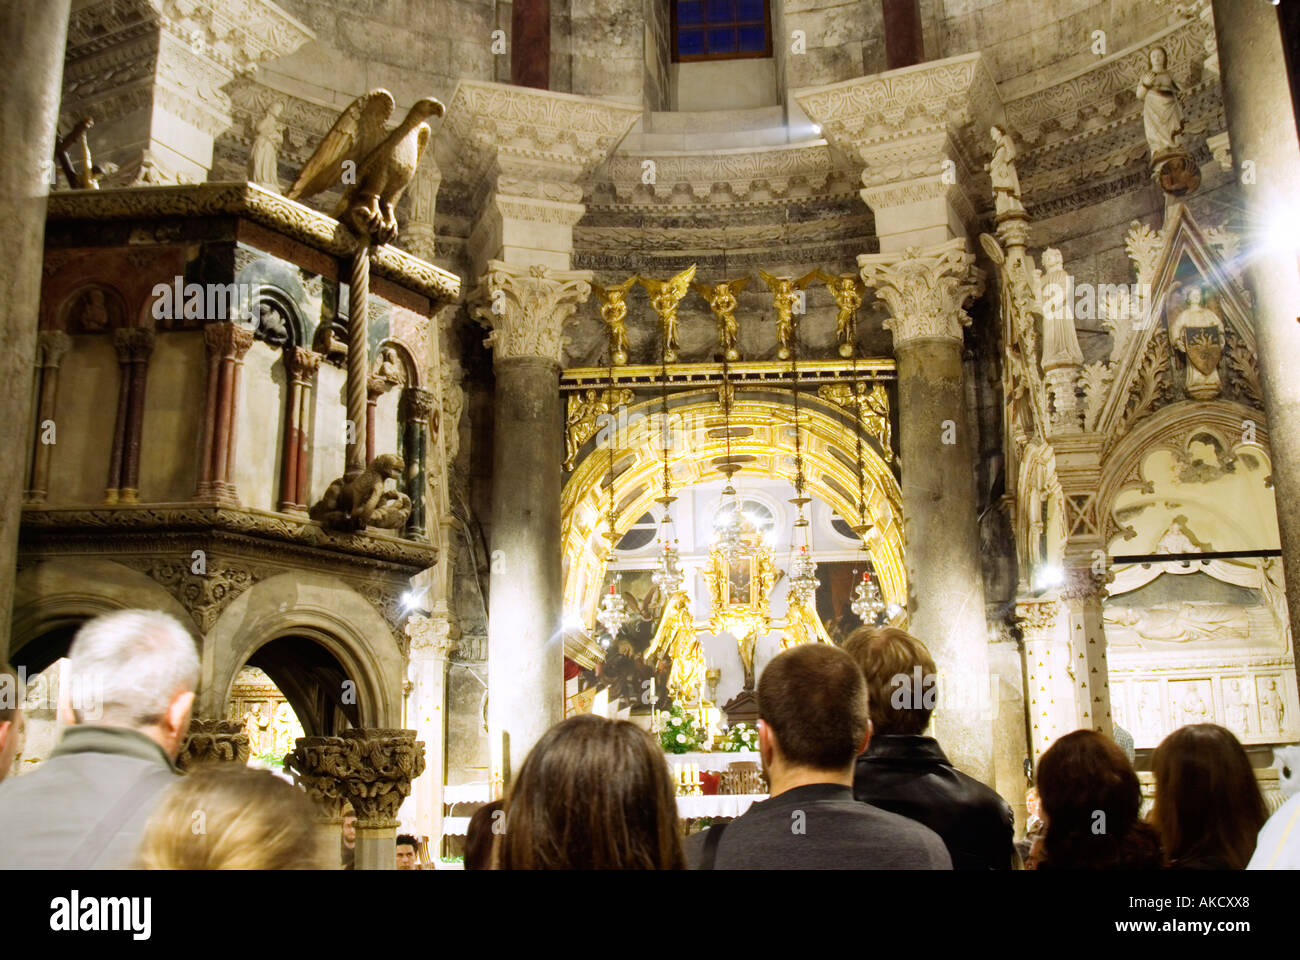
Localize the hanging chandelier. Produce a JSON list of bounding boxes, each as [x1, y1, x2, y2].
[[596, 577, 629, 643], [652, 516, 685, 596], [850, 567, 887, 624]]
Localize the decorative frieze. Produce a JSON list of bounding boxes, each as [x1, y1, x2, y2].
[[177, 718, 250, 771]]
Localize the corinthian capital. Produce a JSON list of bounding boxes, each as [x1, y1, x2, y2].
[[470, 260, 593, 364], [859, 239, 985, 346], [406, 608, 458, 662], [336, 729, 427, 828]]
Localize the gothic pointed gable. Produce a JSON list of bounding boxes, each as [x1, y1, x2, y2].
[[1095, 204, 1262, 450]]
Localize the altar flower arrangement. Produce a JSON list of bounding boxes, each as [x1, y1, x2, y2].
[[720, 722, 758, 753], [658, 700, 704, 754]]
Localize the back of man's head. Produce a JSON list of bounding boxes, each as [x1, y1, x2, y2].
[[843, 626, 936, 736], [67, 610, 199, 730], [757, 644, 869, 770]]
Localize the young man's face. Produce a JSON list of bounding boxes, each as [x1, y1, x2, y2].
[[342, 814, 357, 847], [395, 844, 418, 870]]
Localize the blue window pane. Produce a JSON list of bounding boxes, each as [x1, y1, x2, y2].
[[736, 0, 764, 22], [677, 0, 704, 26], [708, 26, 736, 51], [738, 24, 766, 50], [706, 0, 734, 24], [677, 28, 706, 56]]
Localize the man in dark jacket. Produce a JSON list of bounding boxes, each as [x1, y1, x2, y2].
[[0, 610, 198, 869], [845, 626, 1016, 870], [686, 644, 951, 870]]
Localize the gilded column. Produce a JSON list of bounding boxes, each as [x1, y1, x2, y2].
[[1211, 0, 1300, 655], [337, 729, 426, 871], [401, 386, 436, 539], [25, 331, 71, 504], [471, 260, 592, 788], [0, 0, 70, 663], [860, 239, 994, 785], [405, 605, 457, 860]]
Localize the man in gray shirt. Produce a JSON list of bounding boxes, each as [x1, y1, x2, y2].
[[0, 610, 198, 869], [687, 644, 950, 870]]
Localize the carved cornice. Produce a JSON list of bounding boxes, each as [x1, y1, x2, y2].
[[435, 80, 641, 199], [471, 260, 593, 364], [46, 184, 461, 305], [859, 239, 985, 346], [19, 504, 439, 570]]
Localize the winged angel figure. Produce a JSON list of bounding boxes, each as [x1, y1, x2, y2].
[[287, 89, 443, 245], [639, 266, 697, 362]]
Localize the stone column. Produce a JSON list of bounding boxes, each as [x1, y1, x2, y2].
[[0, 0, 69, 653], [472, 261, 592, 787], [401, 387, 436, 539], [284, 736, 348, 870], [1212, 0, 1300, 653], [25, 331, 71, 504], [177, 718, 250, 772], [860, 239, 994, 784], [279, 347, 321, 512], [1016, 598, 1071, 764], [105, 328, 154, 504], [338, 729, 426, 871], [405, 605, 457, 859], [196, 322, 254, 502], [1059, 566, 1113, 740], [365, 375, 393, 466]]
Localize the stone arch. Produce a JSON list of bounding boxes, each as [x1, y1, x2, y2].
[[1099, 400, 1274, 549], [201, 571, 404, 730], [9, 557, 199, 666]]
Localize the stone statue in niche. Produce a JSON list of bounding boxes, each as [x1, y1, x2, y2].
[[1038, 249, 1084, 369], [988, 125, 1025, 219], [1167, 286, 1224, 399], [72, 287, 114, 333], [310, 453, 412, 532], [373, 345, 405, 384], [1136, 46, 1199, 195], [1224, 679, 1251, 735], [243, 701, 269, 756], [249, 101, 285, 192], [1176, 684, 1211, 725], [1258, 679, 1284, 735], [1137, 681, 1161, 738]]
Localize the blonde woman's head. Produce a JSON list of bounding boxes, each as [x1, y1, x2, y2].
[[138, 764, 321, 870]]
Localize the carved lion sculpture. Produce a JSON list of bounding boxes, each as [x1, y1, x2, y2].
[[310, 453, 412, 533]]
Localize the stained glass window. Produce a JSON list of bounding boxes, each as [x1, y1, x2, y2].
[[673, 0, 771, 62]]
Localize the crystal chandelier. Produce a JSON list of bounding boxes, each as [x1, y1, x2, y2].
[[788, 543, 819, 605], [714, 487, 749, 562], [652, 522, 685, 596], [850, 569, 887, 624], [596, 577, 628, 645]]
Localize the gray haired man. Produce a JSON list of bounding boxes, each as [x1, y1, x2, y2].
[[0, 610, 199, 868]]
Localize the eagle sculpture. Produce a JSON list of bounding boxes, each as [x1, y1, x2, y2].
[[287, 89, 443, 245]]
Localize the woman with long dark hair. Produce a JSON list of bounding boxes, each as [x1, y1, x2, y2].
[[1034, 730, 1163, 869], [1151, 724, 1267, 869], [499, 714, 685, 869]]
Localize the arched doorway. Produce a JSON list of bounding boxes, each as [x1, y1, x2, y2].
[[226, 634, 361, 743]]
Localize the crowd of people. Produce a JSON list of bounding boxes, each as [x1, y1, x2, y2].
[[0, 608, 1297, 870]]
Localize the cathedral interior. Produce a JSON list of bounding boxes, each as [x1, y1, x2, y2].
[[2, 0, 1300, 869]]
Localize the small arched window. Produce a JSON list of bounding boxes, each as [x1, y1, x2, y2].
[[672, 0, 772, 62]]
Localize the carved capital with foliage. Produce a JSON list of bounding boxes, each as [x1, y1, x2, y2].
[[177, 718, 249, 771], [406, 610, 458, 662], [335, 729, 426, 828], [471, 260, 593, 364], [859, 239, 984, 346]]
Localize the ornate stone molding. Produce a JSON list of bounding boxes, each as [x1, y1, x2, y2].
[[46, 184, 461, 304], [131, 556, 272, 632], [178, 718, 250, 771], [1016, 599, 1061, 637], [858, 239, 985, 346], [336, 729, 426, 828], [406, 606, 459, 663], [435, 81, 641, 201], [471, 260, 593, 364]]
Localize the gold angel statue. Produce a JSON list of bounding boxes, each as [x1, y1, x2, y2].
[[816, 271, 865, 358], [693, 276, 750, 361], [782, 596, 834, 649], [645, 591, 705, 702], [639, 265, 697, 363], [287, 88, 444, 245], [759, 269, 821, 360], [591, 276, 637, 365]]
